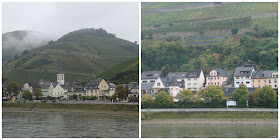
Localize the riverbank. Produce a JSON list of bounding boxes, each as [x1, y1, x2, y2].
[[142, 111, 278, 125], [142, 118, 278, 126], [3, 102, 139, 115]]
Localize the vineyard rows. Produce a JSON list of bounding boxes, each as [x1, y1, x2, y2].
[[225, 34, 243, 44], [142, 2, 278, 27], [254, 16, 278, 28], [184, 36, 224, 45]]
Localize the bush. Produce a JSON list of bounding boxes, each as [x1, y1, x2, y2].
[[231, 28, 239, 34], [145, 109, 153, 120]]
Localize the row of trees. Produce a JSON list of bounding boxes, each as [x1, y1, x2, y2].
[[142, 84, 277, 108], [142, 26, 278, 74]]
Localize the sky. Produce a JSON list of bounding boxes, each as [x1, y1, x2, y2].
[[2, 2, 139, 42]]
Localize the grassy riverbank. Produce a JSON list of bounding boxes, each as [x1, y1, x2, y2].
[[3, 102, 139, 114], [142, 111, 278, 120]]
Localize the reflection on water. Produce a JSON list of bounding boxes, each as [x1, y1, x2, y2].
[[142, 124, 278, 138], [3, 111, 138, 138]]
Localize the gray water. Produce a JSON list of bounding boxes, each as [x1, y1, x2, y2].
[[2, 111, 138, 138], [142, 124, 278, 138]]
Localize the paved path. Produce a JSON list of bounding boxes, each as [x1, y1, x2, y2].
[[5, 100, 139, 105], [141, 108, 278, 112]]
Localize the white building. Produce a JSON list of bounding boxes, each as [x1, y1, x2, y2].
[[184, 69, 205, 91], [233, 66, 255, 88]]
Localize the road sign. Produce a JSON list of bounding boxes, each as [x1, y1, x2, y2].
[[226, 101, 236, 108]]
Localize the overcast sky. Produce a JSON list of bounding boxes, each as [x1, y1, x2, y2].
[[3, 2, 139, 42]]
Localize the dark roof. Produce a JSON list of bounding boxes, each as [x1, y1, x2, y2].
[[24, 81, 41, 89], [84, 79, 104, 89], [185, 69, 202, 78], [141, 71, 165, 79], [252, 71, 273, 79], [141, 83, 155, 90], [234, 66, 254, 77], [222, 87, 257, 97], [169, 76, 180, 86], [207, 68, 229, 77], [167, 72, 187, 79]]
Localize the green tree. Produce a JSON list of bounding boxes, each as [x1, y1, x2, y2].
[[176, 89, 193, 103], [5, 81, 20, 97], [22, 90, 32, 101], [252, 85, 277, 108], [141, 94, 154, 108], [231, 28, 239, 35], [204, 85, 226, 107], [194, 90, 203, 103], [114, 85, 127, 102], [232, 83, 249, 107], [33, 88, 43, 100], [155, 91, 173, 108]]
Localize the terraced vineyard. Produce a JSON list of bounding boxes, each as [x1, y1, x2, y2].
[[225, 34, 243, 44], [254, 16, 278, 27], [142, 2, 277, 27], [184, 36, 224, 45]]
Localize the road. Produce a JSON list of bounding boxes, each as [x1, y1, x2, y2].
[[141, 108, 278, 112]]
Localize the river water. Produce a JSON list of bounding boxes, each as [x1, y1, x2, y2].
[[142, 124, 278, 138], [2, 111, 139, 138]]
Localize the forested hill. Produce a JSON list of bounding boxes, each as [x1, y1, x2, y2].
[[3, 28, 138, 84], [141, 2, 278, 74]]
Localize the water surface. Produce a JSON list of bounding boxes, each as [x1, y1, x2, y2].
[[3, 111, 138, 138]]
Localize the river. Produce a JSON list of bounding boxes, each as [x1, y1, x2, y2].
[[142, 124, 278, 138], [2, 111, 139, 138]]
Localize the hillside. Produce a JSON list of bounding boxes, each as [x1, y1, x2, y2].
[[3, 28, 138, 83], [2, 30, 50, 64], [141, 2, 278, 74], [79, 58, 139, 85], [142, 2, 278, 43]]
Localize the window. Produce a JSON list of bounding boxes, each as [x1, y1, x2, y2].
[[150, 80, 155, 83], [194, 78, 197, 80], [253, 80, 254, 83], [246, 81, 250, 84], [194, 83, 197, 85], [275, 85, 277, 87], [214, 82, 216, 85], [253, 86, 254, 87], [188, 83, 191, 85], [208, 83, 210, 85], [157, 83, 160, 86], [188, 79, 191, 81], [214, 77, 216, 80], [275, 79, 277, 83], [258, 80, 260, 83], [236, 82, 239, 84], [143, 81, 147, 83], [208, 77, 210, 80], [269, 80, 271, 83], [218, 82, 219, 85], [264, 80, 266, 83], [236, 77, 239, 79], [218, 77, 219, 79]]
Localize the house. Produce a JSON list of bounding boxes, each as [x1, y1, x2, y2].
[[206, 68, 229, 87], [166, 72, 187, 89], [223, 87, 258, 99], [141, 71, 166, 83], [251, 71, 271, 88], [141, 82, 155, 97], [268, 71, 278, 89], [21, 81, 41, 93], [84, 78, 110, 100], [168, 76, 183, 101], [184, 69, 205, 91], [128, 84, 139, 100], [233, 66, 255, 88]]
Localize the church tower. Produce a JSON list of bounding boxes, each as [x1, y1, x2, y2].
[[57, 65, 64, 85]]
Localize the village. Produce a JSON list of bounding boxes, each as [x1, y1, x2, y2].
[[141, 65, 278, 104], [3, 67, 139, 103]]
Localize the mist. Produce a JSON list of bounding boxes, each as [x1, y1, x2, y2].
[[2, 2, 139, 43]]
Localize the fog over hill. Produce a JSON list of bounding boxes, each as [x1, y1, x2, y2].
[[2, 30, 51, 64]]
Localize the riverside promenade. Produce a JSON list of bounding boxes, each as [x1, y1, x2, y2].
[[141, 108, 278, 112]]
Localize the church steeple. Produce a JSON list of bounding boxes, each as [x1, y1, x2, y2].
[[57, 65, 64, 85]]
